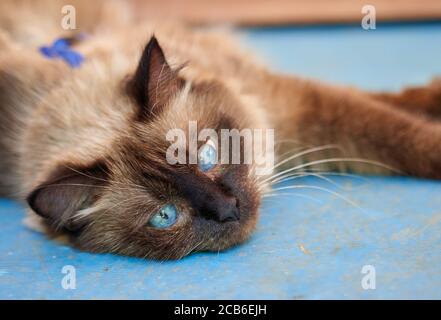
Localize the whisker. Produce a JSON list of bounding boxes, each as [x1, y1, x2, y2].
[[265, 172, 341, 189], [263, 192, 324, 204], [264, 171, 369, 194], [256, 144, 338, 184], [182, 239, 205, 259], [61, 164, 148, 192], [260, 157, 400, 186], [275, 169, 370, 185], [95, 195, 150, 219], [270, 184, 360, 209], [34, 183, 147, 198], [272, 145, 309, 164], [295, 170, 369, 181], [272, 144, 342, 171]]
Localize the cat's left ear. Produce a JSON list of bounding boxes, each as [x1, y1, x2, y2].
[[26, 165, 107, 232], [128, 36, 183, 120]]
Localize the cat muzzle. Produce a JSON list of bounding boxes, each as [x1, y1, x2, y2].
[[199, 194, 240, 223]]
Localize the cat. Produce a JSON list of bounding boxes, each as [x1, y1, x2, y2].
[[1, 0, 441, 260]]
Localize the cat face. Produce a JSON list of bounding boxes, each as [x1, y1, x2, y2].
[[27, 37, 265, 259]]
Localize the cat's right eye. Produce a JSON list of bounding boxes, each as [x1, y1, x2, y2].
[[149, 204, 178, 229]]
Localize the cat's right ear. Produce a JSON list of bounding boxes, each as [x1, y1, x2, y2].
[[128, 36, 183, 120], [26, 165, 107, 232]]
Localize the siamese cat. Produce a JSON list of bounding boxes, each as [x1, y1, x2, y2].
[[1, 0, 440, 259]]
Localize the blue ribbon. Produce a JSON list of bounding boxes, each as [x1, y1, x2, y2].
[[39, 38, 84, 68]]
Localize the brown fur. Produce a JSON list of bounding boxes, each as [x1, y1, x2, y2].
[[1, 0, 440, 259]]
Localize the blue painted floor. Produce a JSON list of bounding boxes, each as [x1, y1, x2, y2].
[[1, 22, 441, 299]]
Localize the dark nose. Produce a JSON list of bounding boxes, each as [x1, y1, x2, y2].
[[173, 173, 240, 223], [203, 195, 240, 222]]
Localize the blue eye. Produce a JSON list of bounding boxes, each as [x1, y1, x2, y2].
[[198, 139, 217, 172], [149, 204, 178, 229]]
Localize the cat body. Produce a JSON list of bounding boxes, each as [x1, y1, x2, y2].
[[1, 0, 441, 259]]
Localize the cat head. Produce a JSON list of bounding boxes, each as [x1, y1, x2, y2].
[[27, 36, 271, 259]]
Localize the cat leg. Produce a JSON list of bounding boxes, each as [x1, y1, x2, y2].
[[280, 82, 441, 179], [369, 78, 441, 119]]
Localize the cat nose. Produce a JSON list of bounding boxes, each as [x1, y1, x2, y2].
[[216, 196, 239, 222], [172, 173, 240, 223], [202, 194, 240, 223]]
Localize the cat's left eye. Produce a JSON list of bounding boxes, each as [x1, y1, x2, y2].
[[198, 139, 217, 172], [149, 204, 178, 229]]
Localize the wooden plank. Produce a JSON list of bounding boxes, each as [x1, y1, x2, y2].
[[130, 0, 441, 26]]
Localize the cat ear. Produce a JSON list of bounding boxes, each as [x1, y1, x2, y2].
[[129, 35, 182, 119], [26, 165, 107, 231]]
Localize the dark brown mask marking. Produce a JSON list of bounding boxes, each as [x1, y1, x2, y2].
[[173, 172, 240, 222]]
